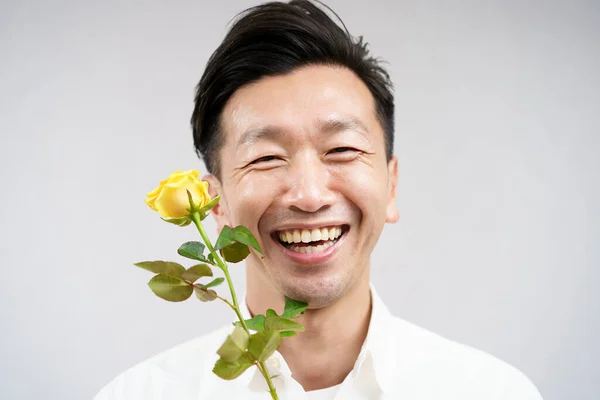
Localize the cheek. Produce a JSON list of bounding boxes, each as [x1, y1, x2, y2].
[[229, 174, 279, 225], [331, 163, 385, 200], [330, 164, 390, 222]]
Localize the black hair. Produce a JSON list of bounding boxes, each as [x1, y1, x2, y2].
[[191, 0, 394, 179]]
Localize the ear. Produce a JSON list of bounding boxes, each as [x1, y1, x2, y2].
[[385, 156, 400, 223], [202, 174, 232, 233]]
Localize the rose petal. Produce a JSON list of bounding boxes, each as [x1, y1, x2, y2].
[[147, 170, 209, 218], [144, 196, 158, 211], [145, 183, 164, 200], [154, 183, 191, 218]]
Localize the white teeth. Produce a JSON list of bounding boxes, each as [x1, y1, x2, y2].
[[311, 228, 321, 241], [289, 240, 335, 254], [278, 226, 343, 244], [327, 227, 337, 241], [301, 230, 311, 243]]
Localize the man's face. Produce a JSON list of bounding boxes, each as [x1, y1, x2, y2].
[[206, 65, 398, 307]]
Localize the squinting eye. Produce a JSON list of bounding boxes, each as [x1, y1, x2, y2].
[[251, 155, 278, 164], [329, 147, 358, 154]]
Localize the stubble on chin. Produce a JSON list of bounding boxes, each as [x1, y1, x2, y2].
[[274, 268, 353, 309]]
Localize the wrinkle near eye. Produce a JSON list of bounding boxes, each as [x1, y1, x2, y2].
[[230, 163, 251, 181], [336, 151, 377, 169]]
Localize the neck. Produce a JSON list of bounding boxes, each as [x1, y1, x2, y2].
[[246, 266, 372, 391]]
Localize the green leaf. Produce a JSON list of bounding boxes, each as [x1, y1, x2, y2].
[[148, 274, 193, 302], [248, 330, 281, 362], [197, 195, 220, 217], [266, 309, 278, 317], [134, 261, 186, 277], [220, 242, 250, 263], [181, 264, 213, 282], [204, 277, 225, 288], [214, 226, 236, 250], [214, 225, 259, 263], [212, 352, 254, 380], [160, 216, 192, 227], [186, 189, 197, 213], [231, 226, 262, 254], [217, 326, 250, 363], [280, 331, 297, 338], [234, 314, 265, 331], [177, 241, 209, 262], [282, 297, 308, 318], [264, 316, 305, 332], [194, 285, 217, 302]]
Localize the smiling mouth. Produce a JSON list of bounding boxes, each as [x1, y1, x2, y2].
[[272, 225, 349, 254]]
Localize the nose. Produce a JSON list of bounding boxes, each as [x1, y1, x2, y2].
[[280, 151, 336, 213]]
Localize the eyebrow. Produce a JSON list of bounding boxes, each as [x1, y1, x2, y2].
[[318, 117, 369, 137], [236, 116, 370, 149], [236, 126, 285, 150]]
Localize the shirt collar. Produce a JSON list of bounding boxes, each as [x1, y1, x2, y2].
[[364, 284, 397, 393], [237, 284, 396, 394]]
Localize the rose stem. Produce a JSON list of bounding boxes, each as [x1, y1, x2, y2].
[[191, 212, 279, 400]]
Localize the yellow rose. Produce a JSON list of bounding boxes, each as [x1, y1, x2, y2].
[[145, 170, 211, 219]]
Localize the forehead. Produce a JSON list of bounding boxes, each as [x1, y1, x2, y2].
[[220, 65, 380, 146]]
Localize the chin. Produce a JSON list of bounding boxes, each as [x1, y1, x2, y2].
[[277, 273, 349, 309]]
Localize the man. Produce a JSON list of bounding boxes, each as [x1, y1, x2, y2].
[[95, 1, 543, 399]]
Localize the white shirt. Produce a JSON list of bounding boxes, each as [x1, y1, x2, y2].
[[305, 384, 340, 399], [94, 286, 543, 399]]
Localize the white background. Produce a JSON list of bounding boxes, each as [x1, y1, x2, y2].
[[1, 0, 598, 399]]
